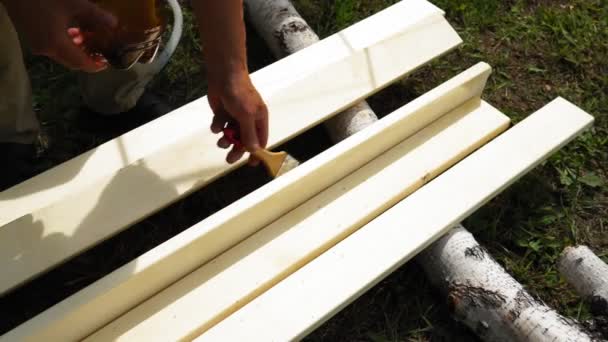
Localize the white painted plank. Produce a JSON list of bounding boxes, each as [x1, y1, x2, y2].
[[0, 0, 446, 226], [2, 60, 488, 342], [0, 0, 441, 225], [0, 1, 461, 296], [85, 99, 510, 341], [197, 97, 594, 342]]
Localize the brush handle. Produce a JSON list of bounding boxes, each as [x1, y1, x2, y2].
[[222, 127, 287, 177]]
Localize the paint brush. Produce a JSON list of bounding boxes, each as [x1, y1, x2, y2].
[[223, 127, 300, 178]]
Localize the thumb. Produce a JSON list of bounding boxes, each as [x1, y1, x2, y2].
[[238, 117, 260, 152], [77, 0, 118, 30]]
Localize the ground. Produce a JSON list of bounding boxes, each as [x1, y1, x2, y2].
[[1, 0, 607, 340]]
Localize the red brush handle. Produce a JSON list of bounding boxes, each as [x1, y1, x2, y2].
[[222, 126, 243, 149]]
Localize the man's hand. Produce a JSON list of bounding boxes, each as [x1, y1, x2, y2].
[[192, 0, 269, 164], [3, 0, 116, 72], [208, 72, 269, 164]]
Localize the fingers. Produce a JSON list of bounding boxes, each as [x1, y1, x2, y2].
[[208, 96, 230, 134], [249, 116, 266, 167], [226, 145, 246, 164], [228, 102, 267, 152], [256, 111, 269, 149], [67, 28, 80, 37], [65, 26, 110, 70], [215, 117, 260, 165], [247, 155, 261, 167], [223, 117, 263, 166], [238, 117, 260, 152], [211, 112, 229, 134], [61, 0, 116, 72], [208, 81, 269, 165], [217, 137, 231, 149], [217, 132, 251, 165], [51, 35, 106, 72], [68, 28, 84, 45]]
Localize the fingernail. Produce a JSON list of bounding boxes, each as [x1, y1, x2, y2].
[[218, 139, 230, 149]]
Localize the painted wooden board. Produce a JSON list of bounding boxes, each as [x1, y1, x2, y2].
[[0, 0, 462, 296], [0, 0, 449, 226], [85, 99, 510, 341], [197, 98, 595, 342], [3, 63, 493, 342]]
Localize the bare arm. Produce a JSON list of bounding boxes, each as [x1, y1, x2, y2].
[[192, 0, 269, 164]]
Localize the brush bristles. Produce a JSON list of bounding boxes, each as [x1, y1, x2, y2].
[[276, 154, 301, 177]]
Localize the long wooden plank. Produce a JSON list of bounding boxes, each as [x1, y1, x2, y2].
[[0, 1, 461, 296], [0, 0, 444, 223], [0, 0, 447, 225], [197, 97, 594, 341], [85, 99, 510, 341], [2, 63, 490, 342]]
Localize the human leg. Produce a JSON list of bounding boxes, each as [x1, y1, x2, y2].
[[0, 3, 39, 145]]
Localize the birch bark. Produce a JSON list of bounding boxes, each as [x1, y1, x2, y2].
[[420, 225, 594, 341], [559, 245, 608, 316]]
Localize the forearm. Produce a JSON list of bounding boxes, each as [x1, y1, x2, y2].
[[192, 0, 269, 155], [192, 0, 249, 81]]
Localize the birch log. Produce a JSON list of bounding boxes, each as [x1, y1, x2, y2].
[[559, 246, 608, 316], [420, 225, 594, 342], [244, 0, 378, 142]]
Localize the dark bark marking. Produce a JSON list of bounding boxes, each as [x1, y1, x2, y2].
[[590, 295, 608, 316], [447, 283, 506, 338], [507, 289, 537, 322], [464, 245, 487, 260], [447, 282, 507, 313], [274, 20, 313, 55], [583, 316, 608, 340]]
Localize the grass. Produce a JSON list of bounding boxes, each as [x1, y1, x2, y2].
[[3, 0, 607, 340]]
